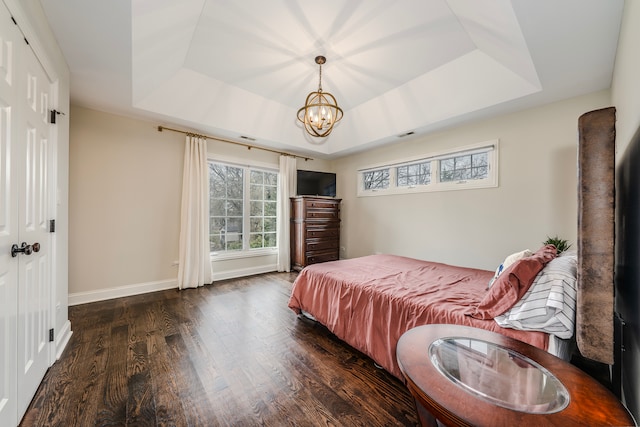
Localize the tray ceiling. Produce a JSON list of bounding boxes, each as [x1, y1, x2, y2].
[[40, 0, 623, 158]]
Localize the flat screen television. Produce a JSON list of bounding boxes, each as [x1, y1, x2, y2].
[[297, 170, 336, 197]]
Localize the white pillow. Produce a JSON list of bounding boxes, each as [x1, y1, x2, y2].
[[494, 254, 578, 338], [487, 249, 533, 289]]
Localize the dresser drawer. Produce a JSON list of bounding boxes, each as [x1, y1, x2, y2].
[[306, 250, 339, 265], [305, 239, 338, 252], [305, 199, 339, 210], [305, 209, 339, 220], [306, 227, 339, 239]]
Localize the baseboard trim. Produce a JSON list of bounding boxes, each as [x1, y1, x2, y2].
[[68, 264, 278, 306], [55, 320, 73, 360], [68, 279, 178, 306], [212, 265, 276, 282]]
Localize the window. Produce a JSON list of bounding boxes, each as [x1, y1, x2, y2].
[[249, 170, 277, 249], [363, 168, 390, 190], [397, 161, 431, 187], [357, 141, 498, 196], [439, 152, 488, 182], [209, 161, 278, 253]]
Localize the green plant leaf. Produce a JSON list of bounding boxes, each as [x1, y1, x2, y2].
[[543, 236, 571, 255]]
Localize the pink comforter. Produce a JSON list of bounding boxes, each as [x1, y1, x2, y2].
[[288, 254, 548, 380]]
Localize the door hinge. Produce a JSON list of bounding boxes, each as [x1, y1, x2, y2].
[[50, 109, 65, 124], [10, 16, 29, 45], [49, 328, 54, 342], [49, 219, 55, 233]]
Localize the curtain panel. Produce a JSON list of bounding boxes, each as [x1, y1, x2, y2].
[[276, 155, 297, 272], [178, 135, 213, 289]]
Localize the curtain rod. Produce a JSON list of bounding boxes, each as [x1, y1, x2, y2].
[[157, 125, 313, 161]]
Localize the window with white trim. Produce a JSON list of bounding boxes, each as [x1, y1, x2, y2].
[[357, 141, 498, 196], [363, 168, 390, 190], [209, 161, 278, 253]]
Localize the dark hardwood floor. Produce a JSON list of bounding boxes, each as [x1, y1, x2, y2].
[[20, 272, 419, 426]]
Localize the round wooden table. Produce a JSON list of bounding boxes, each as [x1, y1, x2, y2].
[[396, 325, 635, 427]]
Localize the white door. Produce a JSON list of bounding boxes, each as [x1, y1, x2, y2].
[[16, 36, 52, 419], [0, 2, 20, 425], [0, 3, 53, 425]]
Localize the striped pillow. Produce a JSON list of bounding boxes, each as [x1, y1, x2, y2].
[[494, 253, 577, 339]]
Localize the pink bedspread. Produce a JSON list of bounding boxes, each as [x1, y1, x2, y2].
[[288, 254, 548, 380]]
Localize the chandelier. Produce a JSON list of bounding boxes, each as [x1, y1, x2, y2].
[[297, 56, 344, 138]]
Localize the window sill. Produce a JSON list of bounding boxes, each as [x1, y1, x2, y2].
[[210, 248, 278, 261]]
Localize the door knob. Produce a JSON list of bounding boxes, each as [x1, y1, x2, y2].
[[11, 242, 32, 257], [32, 242, 40, 252]]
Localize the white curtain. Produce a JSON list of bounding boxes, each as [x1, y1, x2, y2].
[[178, 135, 213, 289], [276, 155, 297, 272]]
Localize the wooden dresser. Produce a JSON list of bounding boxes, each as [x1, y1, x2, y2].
[[290, 196, 341, 271]]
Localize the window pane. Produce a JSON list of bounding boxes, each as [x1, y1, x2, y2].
[[249, 234, 263, 249], [264, 232, 276, 248], [210, 163, 244, 251], [265, 185, 277, 201], [210, 235, 223, 252], [250, 184, 263, 200], [250, 201, 263, 216], [397, 161, 430, 187], [473, 152, 488, 167], [227, 239, 242, 251], [227, 217, 242, 233], [210, 199, 225, 216], [265, 172, 277, 186], [250, 170, 263, 184], [210, 164, 227, 198], [264, 201, 276, 216], [210, 218, 224, 233], [250, 217, 263, 233], [227, 166, 244, 199], [264, 217, 276, 232], [440, 152, 489, 183], [363, 168, 389, 190], [473, 165, 488, 179], [227, 200, 242, 217]]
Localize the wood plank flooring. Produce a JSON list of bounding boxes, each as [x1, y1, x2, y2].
[[19, 272, 419, 426]]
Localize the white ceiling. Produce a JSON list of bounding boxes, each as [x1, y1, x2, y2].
[[39, 0, 624, 159]]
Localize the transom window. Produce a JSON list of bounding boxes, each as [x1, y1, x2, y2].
[[209, 161, 278, 253], [357, 141, 498, 196], [440, 152, 488, 182], [397, 161, 431, 187], [363, 168, 390, 190]]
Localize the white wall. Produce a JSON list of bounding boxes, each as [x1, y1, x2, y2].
[[611, 0, 640, 418], [332, 91, 612, 271], [612, 0, 640, 162]]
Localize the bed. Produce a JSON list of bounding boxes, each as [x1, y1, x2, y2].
[[287, 107, 616, 381], [288, 250, 575, 380]]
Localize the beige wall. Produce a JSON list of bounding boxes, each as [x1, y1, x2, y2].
[[332, 91, 612, 271], [69, 106, 333, 299], [69, 107, 184, 295]]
